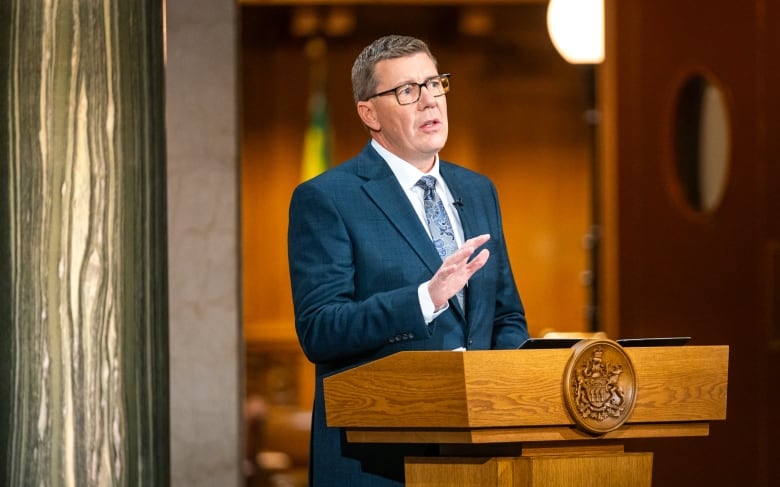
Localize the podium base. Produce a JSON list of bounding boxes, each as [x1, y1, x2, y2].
[[406, 449, 653, 487]]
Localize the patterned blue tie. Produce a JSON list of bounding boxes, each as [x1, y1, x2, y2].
[[416, 175, 464, 309]]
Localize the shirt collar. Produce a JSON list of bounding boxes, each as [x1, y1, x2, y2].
[[371, 139, 442, 191]]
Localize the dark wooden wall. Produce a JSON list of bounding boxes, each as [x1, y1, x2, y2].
[[602, 0, 779, 484]]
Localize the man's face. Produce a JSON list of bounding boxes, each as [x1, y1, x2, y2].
[[358, 52, 449, 171]]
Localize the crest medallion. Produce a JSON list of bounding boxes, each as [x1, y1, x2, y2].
[[563, 339, 637, 434]]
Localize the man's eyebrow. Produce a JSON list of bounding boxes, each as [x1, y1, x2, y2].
[[392, 75, 441, 86]]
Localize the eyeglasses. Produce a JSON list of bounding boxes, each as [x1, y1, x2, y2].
[[366, 74, 451, 106]]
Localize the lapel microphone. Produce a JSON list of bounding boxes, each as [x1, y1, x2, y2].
[[453, 198, 464, 208]]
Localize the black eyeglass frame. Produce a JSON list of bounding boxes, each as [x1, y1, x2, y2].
[[364, 73, 451, 105]]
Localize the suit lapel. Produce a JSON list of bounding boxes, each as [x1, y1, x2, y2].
[[440, 164, 485, 321], [358, 146, 443, 276]]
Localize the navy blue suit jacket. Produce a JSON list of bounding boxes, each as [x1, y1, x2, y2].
[[288, 142, 529, 486]]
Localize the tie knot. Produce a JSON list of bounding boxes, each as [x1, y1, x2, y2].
[[416, 175, 436, 191]]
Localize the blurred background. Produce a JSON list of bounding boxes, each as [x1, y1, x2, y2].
[[241, 4, 593, 485]]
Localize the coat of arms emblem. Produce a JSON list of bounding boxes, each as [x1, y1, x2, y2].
[[562, 339, 637, 434]]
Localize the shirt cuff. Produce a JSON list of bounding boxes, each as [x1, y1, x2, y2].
[[418, 281, 448, 324]]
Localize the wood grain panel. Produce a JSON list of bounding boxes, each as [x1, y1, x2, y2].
[[347, 422, 710, 445], [405, 452, 653, 487], [324, 347, 728, 429]]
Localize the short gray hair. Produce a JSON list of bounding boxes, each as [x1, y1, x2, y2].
[[351, 35, 438, 104]]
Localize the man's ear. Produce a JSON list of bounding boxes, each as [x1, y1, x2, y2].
[[357, 101, 380, 131]]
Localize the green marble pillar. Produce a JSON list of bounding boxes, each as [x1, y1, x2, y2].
[[0, 1, 169, 485]]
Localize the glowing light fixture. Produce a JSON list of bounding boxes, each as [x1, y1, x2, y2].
[[546, 0, 605, 64]]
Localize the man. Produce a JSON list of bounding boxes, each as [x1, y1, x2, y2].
[[288, 34, 529, 486]]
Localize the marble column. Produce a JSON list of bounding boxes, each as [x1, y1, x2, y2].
[[0, 1, 169, 486], [165, 1, 241, 485]]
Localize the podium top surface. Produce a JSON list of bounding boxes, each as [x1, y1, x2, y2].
[[323, 345, 728, 430]]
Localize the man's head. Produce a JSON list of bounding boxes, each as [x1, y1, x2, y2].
[[352, 35, 450, 171], [351, 35, 438, 104]]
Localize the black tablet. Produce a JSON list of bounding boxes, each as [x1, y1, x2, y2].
[[616, 337, 691, 347], [518, 338, 584, 349]]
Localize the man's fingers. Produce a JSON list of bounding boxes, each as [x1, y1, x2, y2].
[[447, 234, 490, 265], [467, 249, 490, 271], [462, 234, 490, 255], [429, 235, 492, 308], [436, 248, 490, 288]]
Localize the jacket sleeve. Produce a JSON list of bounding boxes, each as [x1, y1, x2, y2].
[[287, 180, 432, 365]]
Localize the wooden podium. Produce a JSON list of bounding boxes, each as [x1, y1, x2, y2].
[[323, 343, 729, 486]]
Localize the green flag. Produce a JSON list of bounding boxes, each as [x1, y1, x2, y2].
[[301, 91, 330, 181]]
